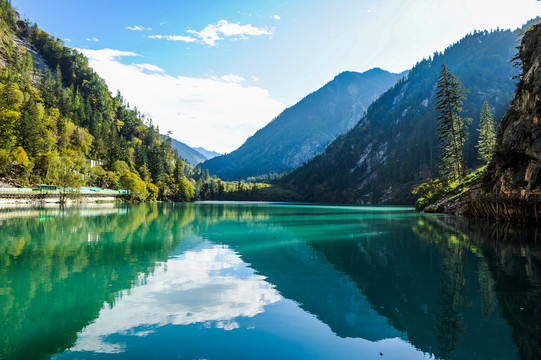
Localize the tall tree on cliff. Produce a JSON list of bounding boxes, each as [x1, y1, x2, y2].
[[435, 64, 470, 181], [476, 101, 496, 163]]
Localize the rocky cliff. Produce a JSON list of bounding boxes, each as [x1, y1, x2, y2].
[[486, 23, 541, 197], [431, 23, 541, 221]]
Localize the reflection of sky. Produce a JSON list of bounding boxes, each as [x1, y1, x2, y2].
[[69, 241, 282, 354]]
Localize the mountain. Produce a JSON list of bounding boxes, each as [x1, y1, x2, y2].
[[167, 138, 221, 165], [167, 137, 206, 165], [281, 25, 530, 205], [201, 68, 403, 180], [194, 146, 220, 160]]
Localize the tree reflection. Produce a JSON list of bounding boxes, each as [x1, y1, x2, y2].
[[0, 203, 195, 359], [413, 216, 541, 360], [437, 244, 466, 358]]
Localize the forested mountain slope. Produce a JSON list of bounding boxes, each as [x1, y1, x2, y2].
[[0, 1, 197, 200], [283, 24, 534, 205], [201, 68, 402, 180]]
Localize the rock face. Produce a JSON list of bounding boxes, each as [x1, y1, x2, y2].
[[484, 23, 541, 198]]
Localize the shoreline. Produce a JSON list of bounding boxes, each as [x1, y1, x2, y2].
[[0, 196, 120, 205]]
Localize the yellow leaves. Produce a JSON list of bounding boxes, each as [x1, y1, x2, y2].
[[131, 137, 143, 146], [65, 121, 94, 155], [146, 182, 159, 201], [50, 107, 60, 120], [0, 108, 20, 121], [116, 119, 124, 132], [119, 171, 149, 201], [12, 146, 29, 167]]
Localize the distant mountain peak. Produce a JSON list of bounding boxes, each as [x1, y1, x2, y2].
[[201, 68, 402, 179]]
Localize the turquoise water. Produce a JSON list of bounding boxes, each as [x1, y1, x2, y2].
[[0, 202, 539, 359]]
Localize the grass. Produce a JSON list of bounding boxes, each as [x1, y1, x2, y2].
[[413, 165, 488, 210]]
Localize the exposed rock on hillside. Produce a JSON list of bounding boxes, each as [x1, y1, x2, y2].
[[486, 23, 541, 197]]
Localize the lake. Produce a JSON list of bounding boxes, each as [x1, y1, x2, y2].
[[0, 202, 539, 359]]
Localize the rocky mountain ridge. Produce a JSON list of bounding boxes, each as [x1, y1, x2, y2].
[[201, 68, 403, 180]]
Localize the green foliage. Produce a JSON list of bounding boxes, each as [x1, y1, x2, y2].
[[0, 147, 9, 175], [112, 160, 130, 176], [476, 101, 496, 163], [176, 177, 195, 202], [88, 165, 119, 189], [120, 171, 148, 202], [198, 179, 301, 202], [412, 178, 447, 209], [146, 182, 159, 201], [413, 165, 488, 210]]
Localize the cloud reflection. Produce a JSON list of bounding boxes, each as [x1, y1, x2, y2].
[[70, 242, 282, 353]]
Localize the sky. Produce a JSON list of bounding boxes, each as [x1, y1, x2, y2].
[[11, 0, 541, 153]]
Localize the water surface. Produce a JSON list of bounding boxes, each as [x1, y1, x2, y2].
[[0, 202, 539, 359]]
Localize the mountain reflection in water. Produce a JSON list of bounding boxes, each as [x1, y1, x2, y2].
[[0, 203, 539, 359]]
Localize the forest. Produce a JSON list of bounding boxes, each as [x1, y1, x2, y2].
[[0, 0, 206, 201]]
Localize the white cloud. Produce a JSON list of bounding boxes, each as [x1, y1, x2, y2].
[[78, 48, 285, 153], [221, 74, 245, 83], [251, 76, 260, 82], [150, 19, 274, 47], [86, 37, 100, 42], [147, 34, 198, 43], [126, 25, 152, 31], [69, 243, 282, 354], [133, 64, 165, 73], [272, 14, 280, 20], [79, 48, 139, 61]]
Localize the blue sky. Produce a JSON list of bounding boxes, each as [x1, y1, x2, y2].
[[11, 0, 541, 153]]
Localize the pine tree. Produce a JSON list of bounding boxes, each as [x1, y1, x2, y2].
[[54, 64, 62, 103], [435, 64, 470, 181], [476, 101, 496, 163]]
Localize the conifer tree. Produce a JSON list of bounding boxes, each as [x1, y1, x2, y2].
[[54, 64, 62, 101], [476, 101, 496, 163], [435, 64, 470, 181]]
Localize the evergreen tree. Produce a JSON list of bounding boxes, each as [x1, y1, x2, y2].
[[18, 89, 43, 157], [435, 64, 470, 181], [54, 64, 62, 103], [476, 101, 496, 163], [173, 159, 184, 184]]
